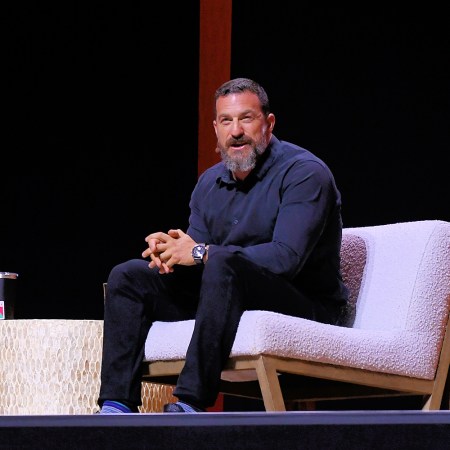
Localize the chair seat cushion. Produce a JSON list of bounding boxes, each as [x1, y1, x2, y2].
[[144, 310, 437, 380]]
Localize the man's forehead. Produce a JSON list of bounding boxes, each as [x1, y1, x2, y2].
[[216, 92, 261, 114]]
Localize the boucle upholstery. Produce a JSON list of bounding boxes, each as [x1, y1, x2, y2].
[[336, 233, 367, 327], [144, 220, 450, 381]]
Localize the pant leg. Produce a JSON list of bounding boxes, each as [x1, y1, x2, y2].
[[174, 251, 334, 408], [98, 258, 202, 407]]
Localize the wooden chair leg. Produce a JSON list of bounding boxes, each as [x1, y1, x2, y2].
[[422, 363, 450, 410], [255, 356, 286, 411]]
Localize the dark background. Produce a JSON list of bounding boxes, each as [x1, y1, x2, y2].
[[2, 2, 199, 319], [2, 2, 449, 320]]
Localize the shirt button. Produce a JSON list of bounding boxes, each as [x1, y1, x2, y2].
[[233, 219, 239, 225]]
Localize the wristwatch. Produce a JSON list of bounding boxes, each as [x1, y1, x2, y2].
[[192, 243, 207, 265]]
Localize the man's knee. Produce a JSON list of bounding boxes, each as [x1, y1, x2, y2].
[[107, 259, 154, 289]]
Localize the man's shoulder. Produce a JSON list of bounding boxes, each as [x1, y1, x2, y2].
[[200, 161, 223, 176], [196, 161, 224, 186], [276, 139, 330, 170], [271, 139, 338, 192]]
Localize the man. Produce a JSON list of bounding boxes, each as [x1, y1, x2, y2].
[[98, 78, 348, 414]]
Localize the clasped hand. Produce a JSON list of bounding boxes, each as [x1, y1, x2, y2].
[[142, 229, 196, 274]]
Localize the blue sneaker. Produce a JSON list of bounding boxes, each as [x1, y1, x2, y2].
[[163, 401, 204, 413], [97, 400, 136, 414]]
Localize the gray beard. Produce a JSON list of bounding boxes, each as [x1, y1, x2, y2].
[[219, 142, 266, 173]]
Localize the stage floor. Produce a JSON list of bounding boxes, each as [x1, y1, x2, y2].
[[1, 411, 450, 449]]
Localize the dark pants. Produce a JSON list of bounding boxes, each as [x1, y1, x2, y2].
[[98, 250, 335, 409]]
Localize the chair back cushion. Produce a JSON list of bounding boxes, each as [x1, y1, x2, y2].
[[338, 233, 367, 327], [346, 220, 450, 332]]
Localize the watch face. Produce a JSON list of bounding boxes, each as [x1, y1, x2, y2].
[[192, 244, 206, 263], [193, 245, 204, 256]]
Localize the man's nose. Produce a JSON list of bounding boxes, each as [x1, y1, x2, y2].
[[230, 119, 244, 136]]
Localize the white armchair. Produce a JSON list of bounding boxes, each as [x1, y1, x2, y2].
[[142, 220, 450, 411]]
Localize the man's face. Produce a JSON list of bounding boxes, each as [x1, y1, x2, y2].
[[213, 92, 275, 174]]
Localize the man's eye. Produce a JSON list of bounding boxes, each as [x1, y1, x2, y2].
[[241, 117, 254, 123]]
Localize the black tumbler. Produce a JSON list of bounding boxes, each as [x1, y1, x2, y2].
[[0, 272, 18, 320]]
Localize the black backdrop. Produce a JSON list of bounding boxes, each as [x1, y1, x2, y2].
[[3, 2, 199, 319], [2, 3, 449, 319]]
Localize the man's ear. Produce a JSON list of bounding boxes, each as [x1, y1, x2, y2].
[[268, 113, 276, 131]]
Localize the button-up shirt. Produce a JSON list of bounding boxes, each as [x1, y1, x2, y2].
[[187, 135, 348, 308]]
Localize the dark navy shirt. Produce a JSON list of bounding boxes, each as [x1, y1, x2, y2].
[[187, 135, 348, 310]]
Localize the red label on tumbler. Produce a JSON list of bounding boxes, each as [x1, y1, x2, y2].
[[0, 272, 18, 320]]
